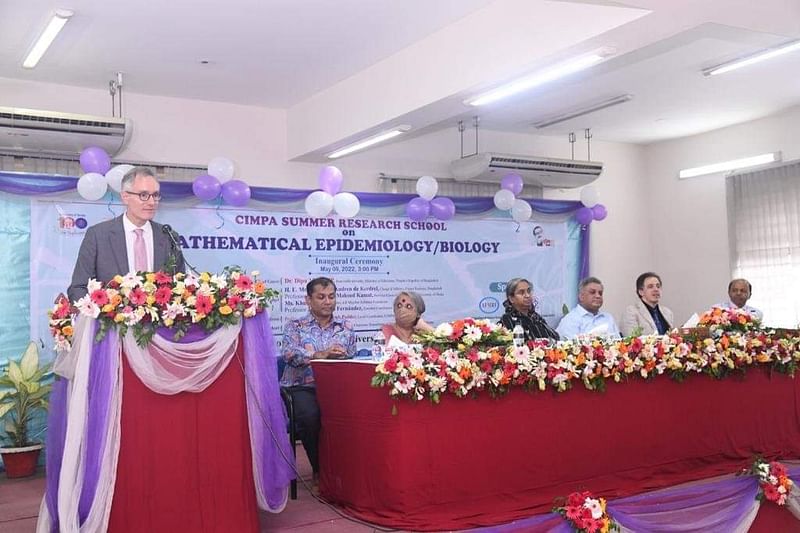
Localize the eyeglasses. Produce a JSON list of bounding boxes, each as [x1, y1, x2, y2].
[[396, 303, 415, 310], [124, 190, 161, 202]]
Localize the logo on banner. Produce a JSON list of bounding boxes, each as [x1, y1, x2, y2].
[[58, 214, 88, 233], [533, 225, 554, 247], [478, 297, 500, 314]]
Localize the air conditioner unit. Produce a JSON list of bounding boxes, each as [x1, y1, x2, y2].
[[450, 152, 602, 188], [0, 106, 131, 157]]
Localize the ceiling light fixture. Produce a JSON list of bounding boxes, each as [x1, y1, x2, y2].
[[23, 9, 74, 69], [531, 94, 633, 129], [703, 40, 800, 77], [678, 152, 781, 179], [466, 47, 616, 107], [327, 125, 411, 159]]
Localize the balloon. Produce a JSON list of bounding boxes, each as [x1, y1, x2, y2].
[[318, 166, 344, 195], [405, 197, 430, 221], [430, 197, 456, 221], [592, 204, 608, 221], [105, 164, 135, 193], [333, 192, 360, 218], [575, 206, 594, 225], [501, 173, 524, 196], [207, 156, 235, 183], [511, 199, 532, 223], [305, 190, 334, 217], [415, 176, 438, 201], [580, 185, 600, 208], [493, 189, 515, 211], [192, 174, 222, 201], [221, 179, 251, 207], [77, 172, 108, 201], [79, 146, 112, 175]]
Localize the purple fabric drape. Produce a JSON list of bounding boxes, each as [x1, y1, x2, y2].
[[44, 377, 69, 532], [77, 328, 120, 523], [242, 311, 296, 508]]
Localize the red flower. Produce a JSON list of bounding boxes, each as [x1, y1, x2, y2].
[[154, 271, 172, 285], [90, 289, 109, 306], [384, 358, 398, 372], [195, 294, 213, 314], [129, 288, 146, 306], [235, 275, 253, 290], [154, 286, 172, 305], [771, 462, 788, 478], [763, 482, 780, 502], [227, 295, 242, 308]]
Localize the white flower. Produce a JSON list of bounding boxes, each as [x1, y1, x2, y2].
[[428, 376, 447, 392], [119, 273, 140, 290], [87, 278, 103, 293], [164, 302, 186, 320], [210, 274, 227, 288], [434, 322, 454, 337], [443, 349, 460, 368], [583, 498, 603, 519], [463, 325, 483, 343], [76, 297, 100, 319], [196, 283, 214, 297], [184, 272, 200, 288]]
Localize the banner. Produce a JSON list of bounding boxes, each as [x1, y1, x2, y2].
[[29, 200, 581, 352]]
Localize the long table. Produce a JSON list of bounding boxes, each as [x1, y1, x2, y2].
[[313, 360, 800, 531]]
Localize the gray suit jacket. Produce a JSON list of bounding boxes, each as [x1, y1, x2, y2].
[[67, 215, 184, 302], [621, 298, 674, 336]]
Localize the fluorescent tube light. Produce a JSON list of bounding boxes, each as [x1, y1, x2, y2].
[[466, 48, 615, 107], [678, 152, 781, 179], [703, 40, 800, 77], [23, 9, 74, 69], [327, 126, 411, 159], [532, 94, 633, 129]]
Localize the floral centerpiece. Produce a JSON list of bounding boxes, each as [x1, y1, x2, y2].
[[413, 318, 512, 350], [48, 267, 278, 350], [553, 490, 618, 533], [698, 306, 761, 335], [743, 458, 794, 505]]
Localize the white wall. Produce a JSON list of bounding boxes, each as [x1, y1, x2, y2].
[[0, 76, 650, 320], [644, 104, 800, 325]]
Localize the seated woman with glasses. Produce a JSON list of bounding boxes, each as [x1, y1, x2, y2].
[[500, 277, 559, 341], [381, 291, 434, 345]]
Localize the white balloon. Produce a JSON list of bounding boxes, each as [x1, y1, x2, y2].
[[580, 185, 600, 208], [416, 175, 438, 201], [207, 156, 236, 183], [77, 172, 108, 201], [104, 164, 135, 193], [493, 189, 515, 211], [511, 199, 533, 223], [304, 190, 334, 218], [333, 192, 360, 218]]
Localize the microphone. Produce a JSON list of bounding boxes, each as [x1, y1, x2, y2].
[[161, 225, 198, 274]]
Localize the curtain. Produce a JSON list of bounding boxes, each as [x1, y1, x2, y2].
[[726, 160, 800, 327]]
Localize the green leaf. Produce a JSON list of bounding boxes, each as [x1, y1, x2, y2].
[[25, 382, 40, 395], [7, 361, 22, 387], [0, 402, 13, 419], [19, 341, 39, 380]]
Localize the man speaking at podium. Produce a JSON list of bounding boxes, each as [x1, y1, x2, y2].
[[67, 166, 185, 302]]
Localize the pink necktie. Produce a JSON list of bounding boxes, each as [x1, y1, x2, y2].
[[133, 228, 147, 272]]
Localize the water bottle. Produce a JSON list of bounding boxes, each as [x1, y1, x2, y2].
[[512, 324, 525, 347], [372, 331, 386, 360]]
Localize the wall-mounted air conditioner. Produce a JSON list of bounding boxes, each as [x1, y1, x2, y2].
[[450, 153, 602, 188], [0, 106, 131, 157]]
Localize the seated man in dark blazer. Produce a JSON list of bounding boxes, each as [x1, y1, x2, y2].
[[67, 166, 184, 302]]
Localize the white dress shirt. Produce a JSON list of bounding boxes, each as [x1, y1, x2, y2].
[[122, 214, 154, 274]]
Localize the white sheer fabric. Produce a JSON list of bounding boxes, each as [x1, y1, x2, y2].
[[727, 161, 800, 327], [122, 324, 241, 394]]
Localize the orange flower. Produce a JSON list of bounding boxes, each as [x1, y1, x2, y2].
[[489, 350, 501, 364], [253, 281, 266, 295], [62, 325, 74, 336], [459, 367, 472, 380]]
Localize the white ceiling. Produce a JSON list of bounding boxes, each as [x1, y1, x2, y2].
[[2, 0, 800, 159]]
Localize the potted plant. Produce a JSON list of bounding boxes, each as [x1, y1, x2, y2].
[[0, 341, 52, 478]]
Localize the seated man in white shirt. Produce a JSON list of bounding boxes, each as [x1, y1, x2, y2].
[[557, 277, 620, 339], [717, 278, 763, 321]]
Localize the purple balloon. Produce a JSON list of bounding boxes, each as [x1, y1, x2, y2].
[[221, 179, 251, 207], [592, 204, 608, 221], [430, 197, 456, 221], [192, 174, 222, 201], [318, 166, 344, 195], [405, 197, 431, 221], [575, 206, 594, 225], [500, 173, 524, 196], [79, 146, 112, 175]]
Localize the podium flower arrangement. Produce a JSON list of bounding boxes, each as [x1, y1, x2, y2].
[[744, 458, 794, 506], [698, 306, 761, 335], [49, 268, 278, 350], [372, 312, 800, 402]]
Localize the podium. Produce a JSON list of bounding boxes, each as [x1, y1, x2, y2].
[[38, 312, 293, 533]]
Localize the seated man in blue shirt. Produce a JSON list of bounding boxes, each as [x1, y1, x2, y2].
[[557, 276, 620, 339], [280, 277, 356, 486]]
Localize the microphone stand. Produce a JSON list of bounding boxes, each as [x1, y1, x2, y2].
[[161, 224, 199, 275]]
